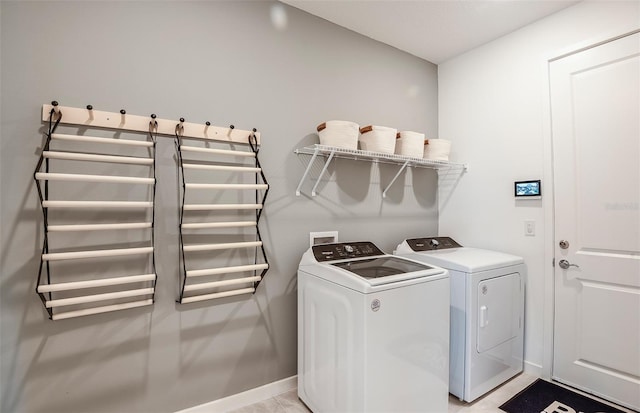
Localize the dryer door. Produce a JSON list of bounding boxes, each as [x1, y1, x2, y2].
[[477, 272, 521, 352]]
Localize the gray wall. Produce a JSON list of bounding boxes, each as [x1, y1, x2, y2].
[[0, 1, 438, 412]]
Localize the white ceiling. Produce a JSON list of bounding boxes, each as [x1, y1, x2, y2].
[[280, 0, 581, 63]]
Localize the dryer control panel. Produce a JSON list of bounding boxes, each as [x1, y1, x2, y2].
[[406, 237, 462, 251], [312, 242, 384, 262]]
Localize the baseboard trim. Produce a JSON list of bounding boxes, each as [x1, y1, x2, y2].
[[176, 376, 297, 413], [524, 360, 543, 377]]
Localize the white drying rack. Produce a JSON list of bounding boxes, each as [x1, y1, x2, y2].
[[34, 102, 264, 320], [175, 127, 269, 304]]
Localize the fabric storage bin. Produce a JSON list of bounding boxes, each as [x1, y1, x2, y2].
[[395, 131, 425, 158], [359, 125, 397, 154], [423, 139, 451, 161], [317, 121, 360, 150]]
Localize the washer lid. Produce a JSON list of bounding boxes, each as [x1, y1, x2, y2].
[[331, 256, 430, 279], [299, 244, 447, 292], [397, 243, 523, 272]]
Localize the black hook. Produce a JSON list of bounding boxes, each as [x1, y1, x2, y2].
[[229, 125, 235, 130], [205, 121, 211, 126], [50, 100, 60, 115], [180, 117, 185, 123], [253, 128, 257, 132], [86, 104, 93, 110], [151, 114, 157, 119], [120, 109, 126, 115]]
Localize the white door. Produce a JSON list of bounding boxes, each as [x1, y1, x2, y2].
[[550, 31, 640, 411]]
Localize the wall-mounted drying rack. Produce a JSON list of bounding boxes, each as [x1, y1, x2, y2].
[[175, 122, 269, 304], [34, 102, 158, 320], [34, 102, 266, 319], [294, 144, 468, 197]]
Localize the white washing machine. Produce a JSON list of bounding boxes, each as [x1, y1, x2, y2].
[[395, 236, 525, 402], [298, 241, 450, 413]]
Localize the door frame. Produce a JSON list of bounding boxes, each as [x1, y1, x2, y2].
[[541, 27, 640, 380]]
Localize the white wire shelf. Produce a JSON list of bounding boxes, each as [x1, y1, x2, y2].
[[294, 144, 468, 197]]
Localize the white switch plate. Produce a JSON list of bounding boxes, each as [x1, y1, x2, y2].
[[524, 220, 535, 236], [310, 231, 339, 247]]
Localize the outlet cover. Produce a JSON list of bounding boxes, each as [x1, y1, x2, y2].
[[310, 231, 338, 247]]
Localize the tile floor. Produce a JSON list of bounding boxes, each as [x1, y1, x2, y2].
[[227, 373, 638, 413], [228, 374, 538, 413]]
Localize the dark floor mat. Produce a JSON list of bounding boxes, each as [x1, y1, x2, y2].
[[499, 379, 628, 413]]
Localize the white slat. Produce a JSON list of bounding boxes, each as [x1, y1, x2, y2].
[[180, 288, 254, 304], [183, 276, 261, 292], [35, 172, 154, 185], [185, 183, 267, 190], [180, 146, 255, 157], [43, 151, 153, 165], [187, 263, 268, 278], [37, 273, 156, 293], [51, 133, 153, 147], [47, 222, 152, 232], [43, 246, 153, 261], [51, 299, 153, 321], [181, 221, 256, 229], [183, 163, 260, 172], [42, 201, 153, 208], [183, 203, 262, 211], [46, 287, 155, 308], [183, 241, 262, 252]]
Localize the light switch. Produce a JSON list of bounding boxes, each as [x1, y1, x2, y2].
[[524, 220, 535, 236]]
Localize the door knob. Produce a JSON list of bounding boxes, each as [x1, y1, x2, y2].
[[559, 240, 570, 249], [558, 259, 579, 270]]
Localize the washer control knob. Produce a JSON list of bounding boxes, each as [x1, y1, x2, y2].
[[429, 239, 440, 248], [344, 245, 354, 253]]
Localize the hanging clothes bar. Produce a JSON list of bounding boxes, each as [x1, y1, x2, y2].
[[180, 146, 255, 157], [181, 221, 256, 229], [52, 299, 153, 321], [183, 276, 262, 292], [184, 183, 268, 190], [47, 222, 152, 232], [43, 151, 154, 165], [183, 241, 262, 252], [42, 200, 153, 208], [186, 263, 269, 278], [182, 203, 262, 211], [42, 246, 153, 261], [183, 163, 260, 172], [51, 133, 154, 147], [37, 273, 156, 293], [180, 288, 254, 304], [36, 172, 155, 185], [45, 287, 155, 308]]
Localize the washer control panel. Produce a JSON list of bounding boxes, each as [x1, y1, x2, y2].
[[312, 242, 384, 262], [406, 236, 461, 251]]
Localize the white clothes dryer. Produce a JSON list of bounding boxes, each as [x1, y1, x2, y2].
[[298, 241, 450, 413], [395, 237, 525, 402]]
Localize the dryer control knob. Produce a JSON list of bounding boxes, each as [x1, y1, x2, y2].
[[344, 245, 354, 253], [429, 239, 440, 248]]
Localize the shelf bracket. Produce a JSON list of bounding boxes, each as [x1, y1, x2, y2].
[[382, 160, 410, 198], [311, 150, 336, 197], [295, 147, 320, 196]]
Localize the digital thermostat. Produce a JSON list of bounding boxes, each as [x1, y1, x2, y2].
[[515, 180, 541, 198]]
